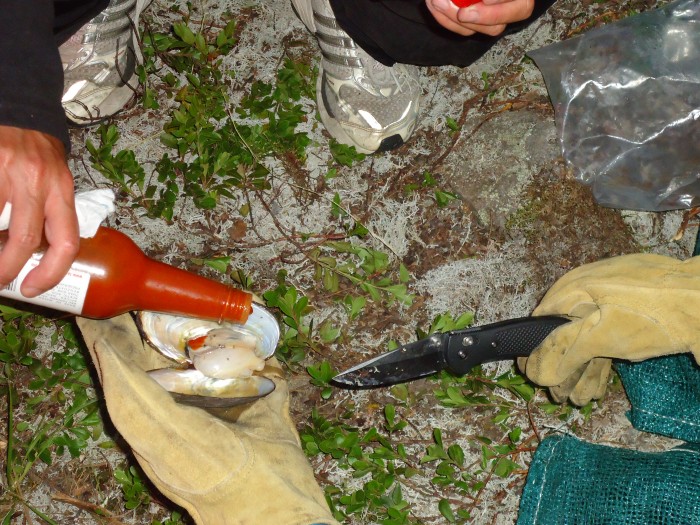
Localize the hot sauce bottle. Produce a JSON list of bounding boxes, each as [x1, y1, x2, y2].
[[0, 226, 253, 324]]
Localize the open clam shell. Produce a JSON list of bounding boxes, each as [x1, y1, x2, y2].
[[137, 303, 279, 364], [147, 368, 276, 408], [137, 304, 280, 407]]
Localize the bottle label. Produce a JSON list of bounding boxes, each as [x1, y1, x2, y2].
[[0, 254, 90, 314]]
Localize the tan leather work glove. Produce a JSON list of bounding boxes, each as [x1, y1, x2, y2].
[[518, 253, 700, 406], [77, 314, 338, 525]]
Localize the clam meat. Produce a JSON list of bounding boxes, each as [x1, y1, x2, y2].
[[187, 328, 266, 379]]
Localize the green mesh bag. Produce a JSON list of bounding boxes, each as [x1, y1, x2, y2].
[[517, 435, 700, 525], [517, 354, 700, 524], [616, 354, 700, 443]]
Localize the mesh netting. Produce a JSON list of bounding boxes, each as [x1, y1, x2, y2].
[[517, 435, 700, 525], [518, 353, 700, 524], [617, 354, 700, 443]]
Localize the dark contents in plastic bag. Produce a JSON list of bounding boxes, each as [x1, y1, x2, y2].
[[530, 0, 700, 211]]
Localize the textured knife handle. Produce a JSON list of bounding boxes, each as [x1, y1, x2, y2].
[[445, 316, 570, 375]]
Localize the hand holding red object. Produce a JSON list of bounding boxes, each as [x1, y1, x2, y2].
[[426, 0, 535, 36], [0, 126, 79, 297]]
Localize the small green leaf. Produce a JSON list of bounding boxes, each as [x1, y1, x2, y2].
[[173, 22, 196, 45], [509, 427, 522, 444], [399, 264, 410, 283], [493, 457, 520, 478], [203, 256, 231, 273], [445, 117, 460, 132], [319, 321, 340, 343], [439, 499, 456, 523], [331, 192, 346, 218], [447, 444, 465, 466], [434, 189, 459, 208]]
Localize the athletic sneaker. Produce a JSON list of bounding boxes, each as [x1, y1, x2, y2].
[[291, 0, 421, 154], [59, 0, 141, 125]]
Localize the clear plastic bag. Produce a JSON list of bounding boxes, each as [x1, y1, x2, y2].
[[529, 0, 700, 211]]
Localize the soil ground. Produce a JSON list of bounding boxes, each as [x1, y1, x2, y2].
[[2, 0, 698, 523]]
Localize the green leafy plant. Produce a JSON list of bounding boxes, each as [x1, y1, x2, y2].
[[152, 511, 186, 525], [383, 404, 407, 434], [91, 15, 316, 222], [114, 464, 152, 510], [86, 124, 147, 199], [312, 242, 413, 306], [445, 116, 461, 132], [329, 140, 366, 167], [307, 361, 336, 400], [263, 272, 313, 364], [301, 409, 417, 525], [1, 308, 102, 523], [404, 170, 459, 208], [236, 57, 315, 159], [421, 429, 472, 521], [480, 71, 491, 90], [343, 295, 367, 321], [418, 311, 474, 340]]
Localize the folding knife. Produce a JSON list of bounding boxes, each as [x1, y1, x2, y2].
[[331, 316, 569, 388]]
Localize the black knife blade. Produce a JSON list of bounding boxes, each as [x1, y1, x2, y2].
[[331, 315, 569, 389]]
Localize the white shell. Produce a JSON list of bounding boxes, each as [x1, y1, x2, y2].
[[147, 368, 276, 407], [137, 315, 212, 364], [137, 304, 280, 405]]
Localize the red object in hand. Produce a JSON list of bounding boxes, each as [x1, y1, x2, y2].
[[451, 0, 481, 6]]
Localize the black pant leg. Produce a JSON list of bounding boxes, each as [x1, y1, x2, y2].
[[328, 0, 557, 67], [54, 0, 109, 44]]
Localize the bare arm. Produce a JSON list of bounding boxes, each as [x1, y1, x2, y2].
[[0, 126, 79, 297]]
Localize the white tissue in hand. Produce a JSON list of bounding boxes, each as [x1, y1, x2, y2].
[[74, 189, 116, 237], [0, 189, 115, 238]]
